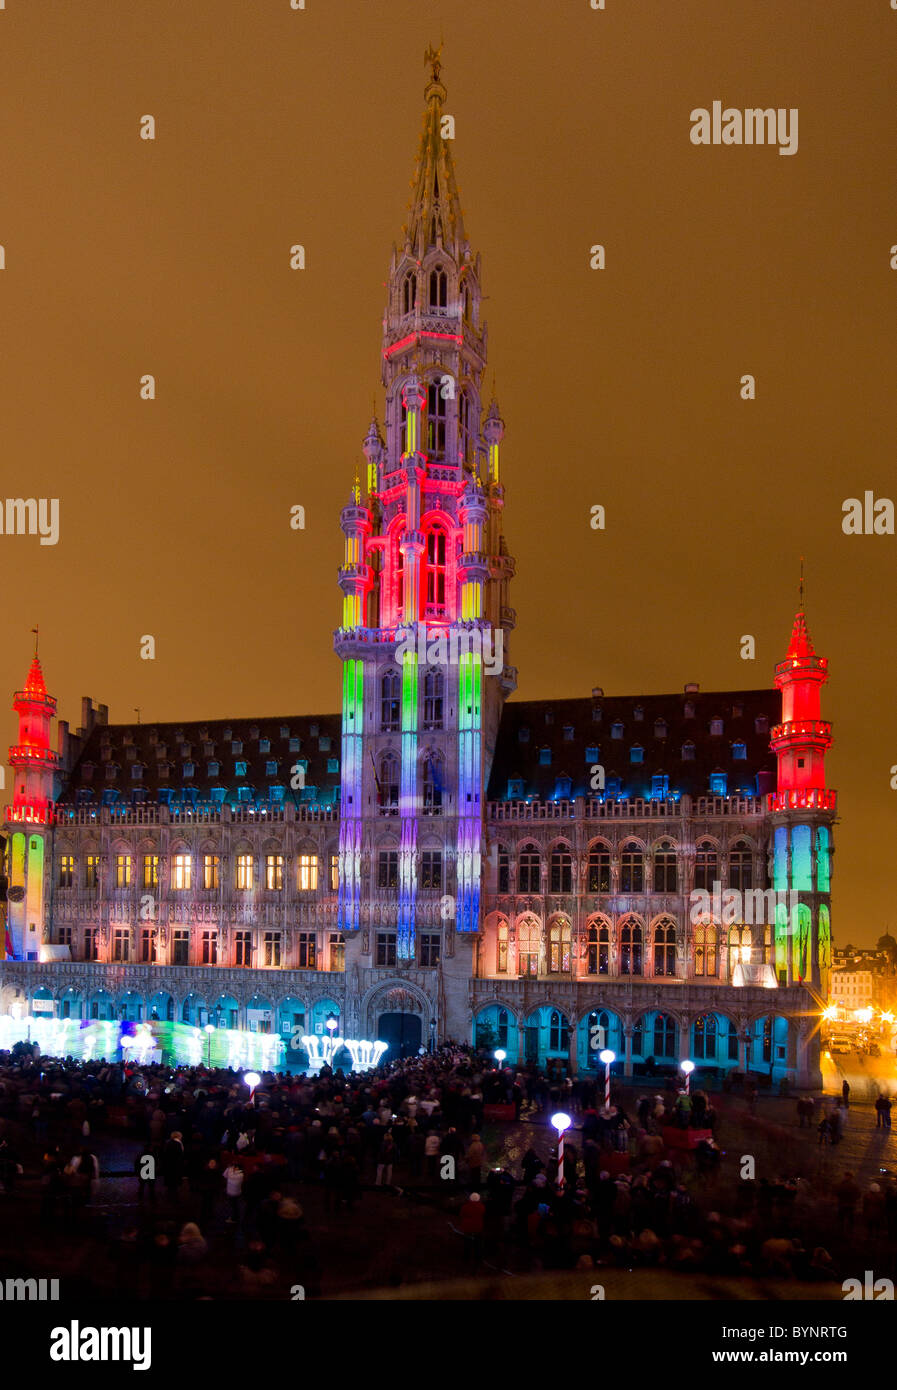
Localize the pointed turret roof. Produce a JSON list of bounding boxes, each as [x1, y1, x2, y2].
[[404, 49, 468, 262], [23, 654, 47, 698], [785, 610, 816, 660]]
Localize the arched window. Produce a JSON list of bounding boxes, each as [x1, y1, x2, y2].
[[729, 838, 753, 891], [462, 281, 471, 323], [518, 846, 541, 894], [694, 840, 718, 891], [429, 264, 448, 308], [422, 668, 444, 729], [652, 1013, 677, 1058], [400, 399, 409, 455], [380, 671, 400, 732], [518, 919, 539, 978], [588, 844, 611, 893], [693, 1014, 717, 1060], [586, 920, 610, 975], [620, 842, 644, 893], [402, 272, 417, 315], [620, 918, 643, 975], [550, 846, 573, 893], [548, 919, 571, 973], [588, 1009, 610, 1058], [378, 753, 399, 813], [425, 526, 447, 612], [653, 840, 677, 893], [422, 753, 443, 814], [694, 921, 718, 977], [653, 918, 677, 976], [497, 921, 509, 974], [549, 1010, 569, 1052], [426, 380, 447, 456], [497, 1007, 509, 1048], [728, 923, 752, 975], [497, 846, 510, 895]]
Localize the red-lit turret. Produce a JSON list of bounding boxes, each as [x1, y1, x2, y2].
[[768, 610, 835, 812], [9, 648, 58, 825]]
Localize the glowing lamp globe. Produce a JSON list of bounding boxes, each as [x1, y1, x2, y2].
[[551, 1112, 572, 1135], [244, 1071, 261, 1090], [680, 1060, 695, 1075], [494, 1049, 507, 1063], [599, 1049, 615, 1066], [204, 1023, 215, 1034]]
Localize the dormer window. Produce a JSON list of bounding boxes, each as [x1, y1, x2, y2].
[[651, 774, 670, 800], [131, 763, 144, 781], [684, 701, 695, 719], [125, 746, 137, 761], [654, 719, 667, 739], [259, 737, 270, 754], [222, 727, 232, 741], [183, 762, 194, 778], [289, 737, 301, 753], [633, 705, 644, 721], [429, 264, 447, 308], [709, 772, 727, 796], [82, 762, 94, 781], [732, 702, 744, 718], [508, 778, 524, 799], [544, 710, 554, 725], [585, 745, 599, 763], [249, 725, 259, 741], [611, 722, 624, 740], [539, 747, 552, 766], [518, 727, 530, 743], [630, 745, 644, 763], [732, 741, 747, 760], [208, 761, 220, 777], [554, 775, 572, 799], [105, 764, 118, 781], [710, 718, 724, 737], [681, 742, 696, 761], [235, 761, 248, 778], [180, 743, 191, 758], [592, 707, 602, 722], [231, 740, 243, 754], [280, 725, 290, 739], [158, 761, 171, 780], [265, 760, 278, 777], [309, 724, 319, 738], [754, 715, 768, 734], [327, 757, 339, 774], [562, 725, 575, 741], [156, 744, 168, 760]]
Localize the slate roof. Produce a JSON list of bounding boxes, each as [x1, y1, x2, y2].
[[485, 688, 778, 802], [57, 687, 779, 810]]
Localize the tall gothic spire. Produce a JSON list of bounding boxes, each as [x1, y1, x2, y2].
[[403, 49, 469, 263]]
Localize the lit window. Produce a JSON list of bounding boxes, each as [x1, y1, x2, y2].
[[630, 745, 644, 763], [266, 855, 284, 891], [171, 854, 192, 890], [59, 855, 74, 888], [202, 855, 219, 890], [235, 761, 248, 778], [732, 741, 747, 760], [235, 854, 253, 890], [114, 854, 131, 888], [298, 854, 318, 891], [85, 855, 100, 888], [330, 854, 339, 891], [143, 855, 158, 888]]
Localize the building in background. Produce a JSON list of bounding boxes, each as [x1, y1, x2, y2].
[[0, 60, 836, 1086]]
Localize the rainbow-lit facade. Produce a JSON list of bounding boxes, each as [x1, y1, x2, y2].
[[0, 62, 836, 1087]]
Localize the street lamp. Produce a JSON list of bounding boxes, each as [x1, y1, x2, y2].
[[551, 1111, 572, 1193], [244, 1070, 261, 1105], [494, 1048, 507, 1066], [599, 1048, 616, 1114], [680, 1059, 695, 1095], [204, 1022, 215, 1067], [325, 1014, 338, 1067]]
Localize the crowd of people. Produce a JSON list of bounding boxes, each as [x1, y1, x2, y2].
[[0, 1036, 894, 1296]]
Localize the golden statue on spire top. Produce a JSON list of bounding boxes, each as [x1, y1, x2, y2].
[[424, 43, 443, 83]]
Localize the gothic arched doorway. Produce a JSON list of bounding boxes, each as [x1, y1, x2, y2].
[[378, 1011, 422, 1059]]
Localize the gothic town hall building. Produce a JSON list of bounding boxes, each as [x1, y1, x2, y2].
[[0, 64, 835, 1088]]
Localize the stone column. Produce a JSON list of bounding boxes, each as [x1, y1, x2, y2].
[[623, 1023, 633, 1078]]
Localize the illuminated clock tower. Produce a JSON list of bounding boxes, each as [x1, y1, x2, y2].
[[334, 52, 515, 1040], [768, 607, 835, 993]]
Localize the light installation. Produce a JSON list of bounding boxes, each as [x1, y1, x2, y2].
[[0, 1012, 285, 1071]]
